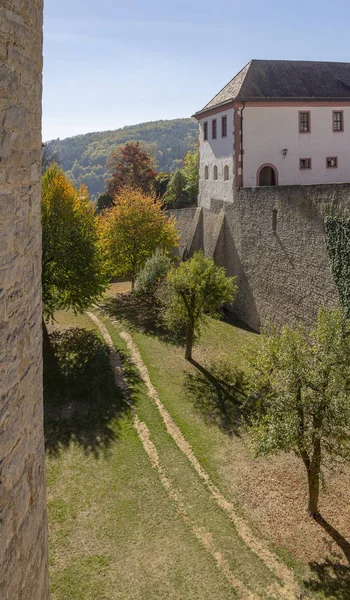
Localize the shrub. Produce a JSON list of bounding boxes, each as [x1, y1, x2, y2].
[[135, 250, 172, 296]]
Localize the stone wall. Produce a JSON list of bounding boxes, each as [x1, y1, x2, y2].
[[0, 1, 49, 598], [173, 183, 350, 331]]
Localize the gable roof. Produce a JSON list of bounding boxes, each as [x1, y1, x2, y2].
[[195, 60, 350, 116]]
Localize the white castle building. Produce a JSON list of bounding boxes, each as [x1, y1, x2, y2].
[[194, 60, 350, 208]]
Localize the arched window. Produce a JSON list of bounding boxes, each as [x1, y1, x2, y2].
[[204, 165, 209, 180], [213, 165, 218, 180], [224, 165, 229, 180]]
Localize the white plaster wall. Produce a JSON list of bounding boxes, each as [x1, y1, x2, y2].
[[198, 109, 235, 208], [243, 105, 350, 187]]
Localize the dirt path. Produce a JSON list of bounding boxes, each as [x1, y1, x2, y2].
[[88, 311, 299, 599]]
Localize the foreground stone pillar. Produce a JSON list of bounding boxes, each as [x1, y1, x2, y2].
[[0, 1, 49, 598]]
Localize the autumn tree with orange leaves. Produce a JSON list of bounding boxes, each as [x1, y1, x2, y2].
[[106, 141, 157, 199], [99, 187, 179, 289]]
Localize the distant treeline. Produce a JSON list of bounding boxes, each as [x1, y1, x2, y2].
[[45, 118, 198, 197]]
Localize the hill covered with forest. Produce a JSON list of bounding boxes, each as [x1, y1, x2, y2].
[[46, 118, 197, 197]]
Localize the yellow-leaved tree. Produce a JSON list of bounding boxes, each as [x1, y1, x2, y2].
[[42, 163, 107, 319], [99, 186, 179, 289]]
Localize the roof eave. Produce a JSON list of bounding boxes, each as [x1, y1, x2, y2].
[[193, 96, 350, 118], [237, 96, 350, 102], [192, 98, 236, 120]]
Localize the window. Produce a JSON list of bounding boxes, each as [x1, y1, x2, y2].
[[204, 121, 208, 140], [333, 111, 343, 132], [204, 165, 209, 179], [299, 158, 312, 169], [221, 115, 227, 137], [299, 111, 310, 133], [224, 165, 229, 180], [212, 119, 217, 139], [213, 165, 218, 180], [326, 156, 338, 168]]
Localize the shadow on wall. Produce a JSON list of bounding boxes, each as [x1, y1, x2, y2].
[[43, 325, 133, 457], [223, 220, 261, 332]]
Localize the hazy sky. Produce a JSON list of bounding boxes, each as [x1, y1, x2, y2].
[[43, 0, 350, 141]]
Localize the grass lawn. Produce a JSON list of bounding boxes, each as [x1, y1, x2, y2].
[[45, 289, 350, 599], [100, 288, 350, 600], [45, 311, 243, 599]]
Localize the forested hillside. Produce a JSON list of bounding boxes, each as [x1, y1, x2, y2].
[[45, 118, 197, 197]]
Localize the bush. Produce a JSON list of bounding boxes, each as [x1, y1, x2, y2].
[[135, 250, 172, 296]]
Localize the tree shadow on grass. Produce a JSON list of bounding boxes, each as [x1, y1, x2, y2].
[[184, 359, 249, 436], [101, 293, 186, 346], [44, 326, 133, 457], [302, 517, 350, 599]]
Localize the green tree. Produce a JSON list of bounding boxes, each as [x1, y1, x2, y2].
[[106, 141, 157, 197], [71, 160, 82, 179], [182, 147, 199, 204], [42, 163, 107, 319], [162, 170, 189, 209], [99, 186, 179, 290], [161, 251, 237, 360], [162, 147, 199, 209], [248, 308, 350, 517], [96, 191, 114, 212], [155, 172, 171, 199]]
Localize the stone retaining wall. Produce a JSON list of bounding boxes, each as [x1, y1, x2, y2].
[[172, 183, 350, 330]]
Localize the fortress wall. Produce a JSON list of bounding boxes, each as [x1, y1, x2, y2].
[[0, 1, 49, 598], [173, 183, 350, 332], [227, 184, 350, 330]]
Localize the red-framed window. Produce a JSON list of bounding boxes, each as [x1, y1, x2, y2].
[[333, 111, 344, 132], [299, 158, 312, 169], [299, 111, 311, 133], [326, 157, 338, 168], [212, 119, 217, 139]]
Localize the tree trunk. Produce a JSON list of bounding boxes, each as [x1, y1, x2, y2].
[[131, 278, 135, 291], [307, 440, 321, 518], [307, 467, 320, 517], [185, 324, 194, 361]]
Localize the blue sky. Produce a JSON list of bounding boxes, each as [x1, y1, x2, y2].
[[43, 0, 350, 141]]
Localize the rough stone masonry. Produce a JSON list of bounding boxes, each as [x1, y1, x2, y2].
[[172, 183, 350, 332], [0, 1, 49, 598]]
